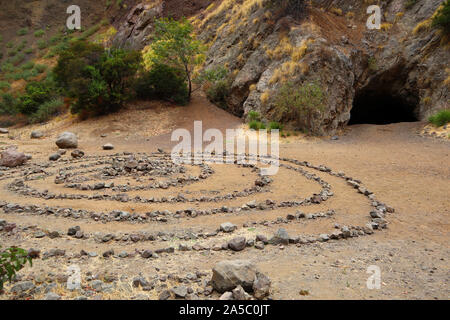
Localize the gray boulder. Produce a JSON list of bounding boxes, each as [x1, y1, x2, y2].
[[269, 228, 290, 245], [253, 272, 271, 299], [220, 222, 237, 233], [56, 132, 78, 148], [211, 260, 257, 293]]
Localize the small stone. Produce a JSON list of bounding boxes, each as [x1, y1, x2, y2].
[[103, 143, 114, 150], [253, 272, 271, 299], [71, 149, 84, 158], [171, 286, 188, 298], [228, 237, 246, 251], [30, 131, 44, 139], [220, 222, 237, 233], [159, 289, 171, 300], [49, 153, 61, 161], [219, 292, 234, 300], [45, 292, 61, 300]]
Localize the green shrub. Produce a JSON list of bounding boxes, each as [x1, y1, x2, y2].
[[0, 35, 3, 42], [195, 66, 230, 108], [0, 93, 19, 115], [6, 41, 13, 48], [428, 109, 450, 127], [206, 78, 231, 109], [29, 98, 64, 123], [248, 110, 261, 122], [432, 1, 450, 34], [268, 121, 283, 130], [34, 64, 47, 73], [0, 246, 33, 291], [37, 39, 47, 50], [24, 48, 34, 54], [34, 29, 45, 38], [18, 79, 58, 115], [0, 81, 10, 91], [17, 28, 28, 36], [274, 81, 326, 132], [248, 120, 266, 130], [21, 61, 35, 70], [11, 53, 25, 66], [135, 63, 189, 105]]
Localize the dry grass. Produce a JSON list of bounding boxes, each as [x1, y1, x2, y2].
[[413, 3, 444, 35]]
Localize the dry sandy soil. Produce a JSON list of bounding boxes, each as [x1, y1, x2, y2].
[[0, 93, 448, 300]]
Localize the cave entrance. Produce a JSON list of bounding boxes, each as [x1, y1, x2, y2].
[[348, 63, 419, 125], [348, 91, 419, 125]]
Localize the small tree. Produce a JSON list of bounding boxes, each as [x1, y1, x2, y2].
[[0, 246, 33, 292], [147, 18, 205, 99]]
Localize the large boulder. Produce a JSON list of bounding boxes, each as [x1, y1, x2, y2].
[[56, 132, 78, 149], [211, 260, 257, 293], [0, 147, 28, 167]]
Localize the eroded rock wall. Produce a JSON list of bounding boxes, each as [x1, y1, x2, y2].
[[115, 0, 449, 135]]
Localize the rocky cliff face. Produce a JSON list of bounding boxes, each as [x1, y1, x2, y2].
[[114, 0, 449, 135]]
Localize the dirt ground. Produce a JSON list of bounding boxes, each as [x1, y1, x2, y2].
[[0, 92, 448, 300]]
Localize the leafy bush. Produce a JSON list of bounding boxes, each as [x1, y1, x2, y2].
[[249, 121, 267, 130], [432, 0, 450, 34], [195, 66, 230, 108], [206, 78, 231, 109], [34, 29, 45, 38], [0, 246, 33, 291], [21, 61, 35, 70], [274, 81, 326, 132], [18, 79, 59, 115], [55, 40, 142, 116], [428, 109, 450, 127], [29, 98, 64, 123], [248, 110, 261, 122], [37, 39, 47, 50], [135, 63, 189, 105], [0, 93, 20, 115], [268, 121, 283, 130]]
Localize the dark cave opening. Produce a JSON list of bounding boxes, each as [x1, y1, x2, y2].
[[348, 91, 419, 125]]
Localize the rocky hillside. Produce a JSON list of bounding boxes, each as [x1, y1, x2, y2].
[[113, 0, 449, 135]]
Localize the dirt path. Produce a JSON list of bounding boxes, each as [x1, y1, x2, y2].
[[0, 94, 448, 300]]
